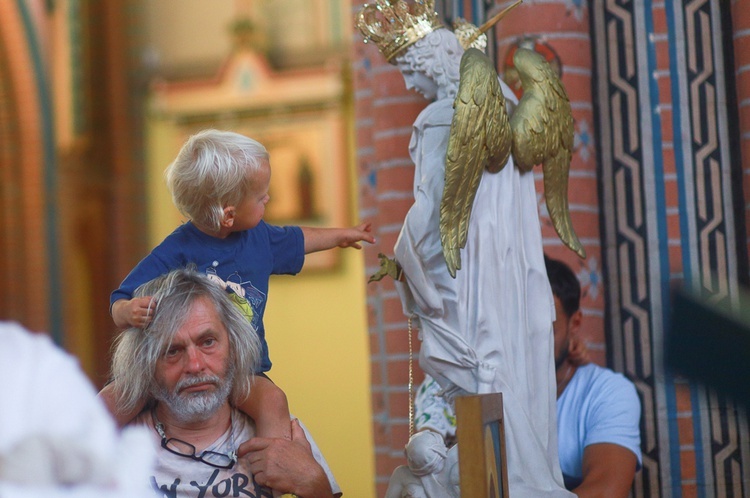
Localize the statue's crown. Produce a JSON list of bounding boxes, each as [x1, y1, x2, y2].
[[356, 0, 444, 62]]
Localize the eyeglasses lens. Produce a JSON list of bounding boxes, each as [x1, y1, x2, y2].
[[164, 438, 234, 469]]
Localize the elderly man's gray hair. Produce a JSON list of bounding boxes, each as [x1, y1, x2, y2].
[[110, 267, 261, 415]]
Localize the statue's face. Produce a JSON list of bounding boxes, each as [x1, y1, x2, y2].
[[396, 55, 438, 100]]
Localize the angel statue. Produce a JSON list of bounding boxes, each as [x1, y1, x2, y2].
[[358, 0, 583, 496]]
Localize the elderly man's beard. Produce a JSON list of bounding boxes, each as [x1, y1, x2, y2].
[[152, 362, 235, 423]]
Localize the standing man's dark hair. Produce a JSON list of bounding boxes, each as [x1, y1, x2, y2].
[[544, 255, 581, 318]]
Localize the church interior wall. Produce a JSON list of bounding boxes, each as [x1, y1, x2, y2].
[[3, 0, 750, 496]]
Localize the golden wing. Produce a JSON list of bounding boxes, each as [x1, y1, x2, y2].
[[510, 48, 586, 259], [441, 47, 512, 278]]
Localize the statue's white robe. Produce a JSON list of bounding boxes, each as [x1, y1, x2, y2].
[[394, 90, 573, 496]]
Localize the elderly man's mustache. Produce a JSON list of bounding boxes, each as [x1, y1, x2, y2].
[[175, 374, 221, 395]]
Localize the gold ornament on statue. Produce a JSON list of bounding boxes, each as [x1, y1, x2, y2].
[[356, 0, 444, 62], [452, 18, 487, 52], [440, 0, 585, 276], [361, 0, 585, 282], [442, 44, 585, 277], [509, 48, 585, 259], [453, 0, 523, 52]]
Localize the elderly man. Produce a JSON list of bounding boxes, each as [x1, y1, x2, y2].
[[108, 267, 341, 498]]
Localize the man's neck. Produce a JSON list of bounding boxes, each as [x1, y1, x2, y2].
[[154, 402, 233, 452], [555, 361, 577, 399]]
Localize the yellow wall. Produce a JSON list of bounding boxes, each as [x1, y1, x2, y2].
[[146, 119, 376, 498], [265, 251, 375, 498]]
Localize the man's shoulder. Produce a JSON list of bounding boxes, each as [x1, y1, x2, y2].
[[131, 409, 154, 429], [577, 362, 632, 384], [572, 363, 639, 405]]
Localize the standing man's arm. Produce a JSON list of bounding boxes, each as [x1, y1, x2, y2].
[[572, 443, 637, 498]]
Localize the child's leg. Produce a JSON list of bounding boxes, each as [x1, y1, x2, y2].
[[238, 375, 292, 440], [98, 383, 146, 427]]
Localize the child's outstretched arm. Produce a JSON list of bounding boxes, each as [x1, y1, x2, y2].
[[111, 296, 156, 329], [238, 375, 292, 441], [301, 223, 375, 254]]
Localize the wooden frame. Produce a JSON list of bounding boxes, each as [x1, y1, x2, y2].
[[455, 392, 509, 498]]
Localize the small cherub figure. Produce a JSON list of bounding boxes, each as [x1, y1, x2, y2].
[[385, 431, 459, 498]]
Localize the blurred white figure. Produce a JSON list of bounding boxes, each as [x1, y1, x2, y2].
[[0, 322, 154, 497]]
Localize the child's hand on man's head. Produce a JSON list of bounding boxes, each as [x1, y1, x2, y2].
[[338, 222, 376, 249], [112, 296, 157, 329]]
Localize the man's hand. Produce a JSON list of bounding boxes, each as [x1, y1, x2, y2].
[[111, 297, 156, 329], [368, 253, 403, 283], [239, 419, 335, 498]]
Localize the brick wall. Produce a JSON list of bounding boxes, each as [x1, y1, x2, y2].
[[733, 2, 750, 266], [350, 3, 426, 491]]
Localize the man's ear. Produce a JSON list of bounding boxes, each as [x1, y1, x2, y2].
[[221, 206, 235, 228], [569, 309, 583, 335]]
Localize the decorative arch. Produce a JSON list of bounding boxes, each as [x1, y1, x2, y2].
[[0, 1, 60, 340]]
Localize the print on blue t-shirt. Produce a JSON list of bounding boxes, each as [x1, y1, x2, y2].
[[110, 220, 305, 373]]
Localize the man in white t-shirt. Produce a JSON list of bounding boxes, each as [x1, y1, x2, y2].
[[415, 256, 642, 497], [109, 267, 341, 498]]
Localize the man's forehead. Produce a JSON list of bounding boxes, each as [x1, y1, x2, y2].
[[171, 298, 228, 340]]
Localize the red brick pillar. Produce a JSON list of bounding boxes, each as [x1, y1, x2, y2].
[[350, 2, 427, 494], [732, 2, 750, 262]]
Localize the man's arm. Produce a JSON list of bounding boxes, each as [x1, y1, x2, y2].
[[572, 443, 637, 498], [301, 223, 374, 254]]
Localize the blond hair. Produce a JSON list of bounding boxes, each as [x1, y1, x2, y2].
[[165, 129, 269, 232]]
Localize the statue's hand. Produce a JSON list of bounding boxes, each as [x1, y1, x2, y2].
[[369, 253, 403, 283]]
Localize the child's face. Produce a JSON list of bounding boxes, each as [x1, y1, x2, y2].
[[232, 160, 271, 231]]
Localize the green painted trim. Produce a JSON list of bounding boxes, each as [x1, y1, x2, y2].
[[16, 0, 63, 345], [67, 0, 87, 134], [330, 0, 342, 43]]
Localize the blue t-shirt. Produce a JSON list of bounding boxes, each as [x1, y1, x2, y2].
[[557, 363, 642, 489], [110, 220, 304, 372]]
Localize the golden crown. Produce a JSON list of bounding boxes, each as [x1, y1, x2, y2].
[[356, 0, 444, 62]]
